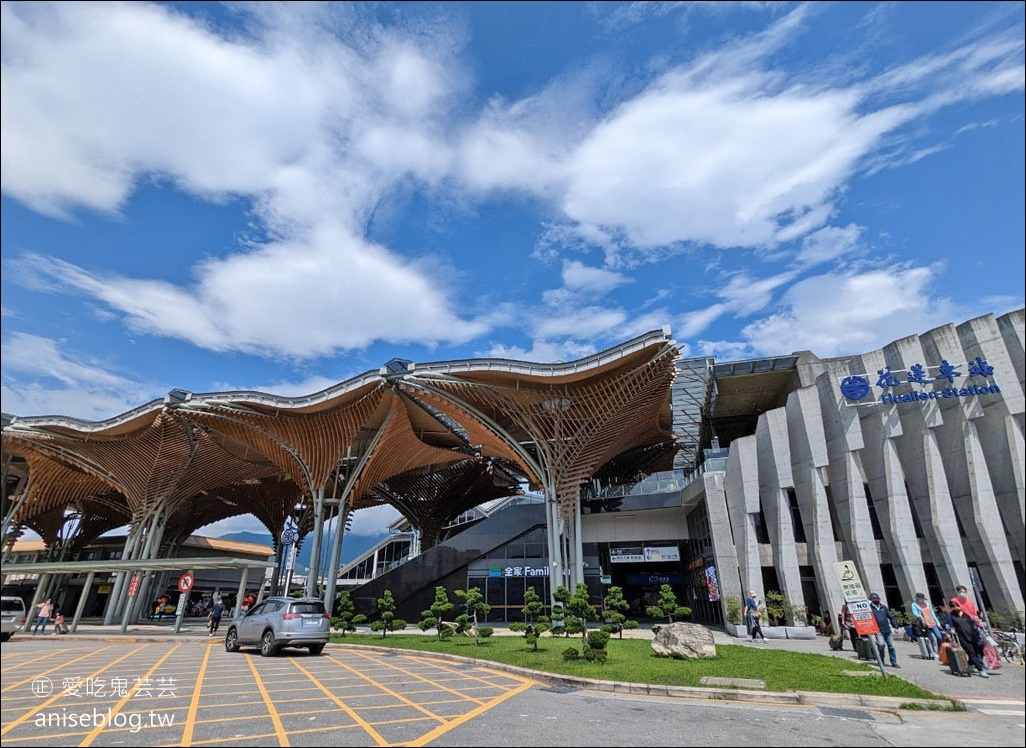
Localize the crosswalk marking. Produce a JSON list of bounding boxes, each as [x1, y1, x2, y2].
[[977, 708, 1026, 717]]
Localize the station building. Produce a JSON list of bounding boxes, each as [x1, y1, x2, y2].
[[2, 309, 1023, 630]]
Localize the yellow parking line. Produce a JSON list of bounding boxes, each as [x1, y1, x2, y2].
[[1, 648, 74, 671], [178, 642, 213, 746], [345, 651, 494, 704], [78, 644, 180, 747], [0, 644, 148, 736], [2, 647, 111, 687], [288, 658, 390, 745], [245, 655, 290, 746], [405, 679, 536, 747], [398, 657, 526, 691], [323, 654, 456, 721]]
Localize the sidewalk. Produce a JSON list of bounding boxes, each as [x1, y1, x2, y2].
[[28, 620, 1025, 708], [722, 629, 1025, 704]]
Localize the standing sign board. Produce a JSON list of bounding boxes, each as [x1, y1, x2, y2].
[[833, 561, 867, 603], [847, 600, 880, 636]]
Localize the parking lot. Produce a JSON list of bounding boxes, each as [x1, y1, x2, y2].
[[0, 639, 538, 746]]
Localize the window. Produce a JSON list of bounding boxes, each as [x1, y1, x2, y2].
[[787, 489, 807, 543], [904, 483, 926, 539], [753, 504, 770, 544], [824, 484, 843, 543], [864, 485, 884, 540], [289, 602, 326, 615]]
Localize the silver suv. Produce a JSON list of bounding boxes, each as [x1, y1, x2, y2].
[[224, 597, 330, 656], [1, 596, 27, 642]]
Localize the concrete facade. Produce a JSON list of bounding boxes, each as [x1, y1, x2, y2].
[[720, 309, 1025, 621]]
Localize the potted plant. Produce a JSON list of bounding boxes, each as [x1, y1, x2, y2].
[[723, 595, 748, 638]]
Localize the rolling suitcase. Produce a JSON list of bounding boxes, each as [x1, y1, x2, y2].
[[948, 642, 971, 677], [855, 636, 874, 661], [938, 640, 951, 665], [917, 634, 935, 660]]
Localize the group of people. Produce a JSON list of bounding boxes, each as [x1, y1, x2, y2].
[[834, 585, 999, 677], [28, 589, 255, 638], [742, 584, 1000, 679], [31, 598, 68, 635]]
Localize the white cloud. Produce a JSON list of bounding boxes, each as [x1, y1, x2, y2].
[[196, 515, 269, 539], [794, 224, 862, 267], [0, 332, 163, 420], [348, 504, 401, 537], [2, 1, 481, 360], [561, 260, 631, 294], [563, 78, 908, 251], [720, 265, 965, 358], [1, 1, 1022, 367], [15, 223, 489, 358], [485, 338, 599, 364]]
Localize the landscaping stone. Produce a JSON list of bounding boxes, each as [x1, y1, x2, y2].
[[650, 622, 716, 659]]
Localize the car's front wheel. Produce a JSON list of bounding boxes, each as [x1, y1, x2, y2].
[[260, 630, 277, 657], [0, 632, 12, 643], [225, 628, 239, 652]]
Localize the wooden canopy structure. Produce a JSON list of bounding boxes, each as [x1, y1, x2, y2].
[[2, 328, 679, 614]]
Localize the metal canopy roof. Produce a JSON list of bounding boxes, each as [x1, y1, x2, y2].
[[2, 556, 275, 575]]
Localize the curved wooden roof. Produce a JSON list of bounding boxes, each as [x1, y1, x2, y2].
[[2, 329, 678, 546]]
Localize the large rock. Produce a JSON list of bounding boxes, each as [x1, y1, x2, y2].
[[651, 622, 717, 659]]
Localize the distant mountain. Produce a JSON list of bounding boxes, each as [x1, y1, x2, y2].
[[218, 530, 384, 569]]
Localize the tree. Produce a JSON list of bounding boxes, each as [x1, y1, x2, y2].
[[549, 584, 571, 637], [369, 590, 407, 637], [331, 590, 367, 637], [508, 586, 550, 650], [418, 586, 455, 640], [645, 584, 691, 624], [764, 590, 787, 626], [553, 583, 599, 643], [601, 586, 637, 639], [455, 586, 491, 646]]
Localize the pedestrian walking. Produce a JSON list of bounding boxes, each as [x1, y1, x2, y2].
[[745, 591, 766, 642], [868, 592, 900, 668], [208, 597, 226, 636]]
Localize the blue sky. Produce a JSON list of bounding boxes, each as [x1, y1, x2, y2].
[[3, 1, 1024, 540]]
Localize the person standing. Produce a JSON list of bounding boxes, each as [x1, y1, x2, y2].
[[32, 598, 53, 635], [952, 585, 980, 622], [208, 597, 226, 637], [839, 602, 858, 651], [948, 598, 989, 677], [745, 590, 766, 642], [911, 592, 943, 649], [868, 592, 900, 668]]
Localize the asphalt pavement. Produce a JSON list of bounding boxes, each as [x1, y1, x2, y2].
[[17, 617, 1023, 712]]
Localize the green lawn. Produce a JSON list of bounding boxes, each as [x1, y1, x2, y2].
[[329, 633, 944, 701]]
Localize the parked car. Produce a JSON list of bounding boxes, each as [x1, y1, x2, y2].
[[1, 596, 27, 642], [224, 596, 330, 656]]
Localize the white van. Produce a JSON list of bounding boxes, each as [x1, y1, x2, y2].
[[1, 596, 28, 642]]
